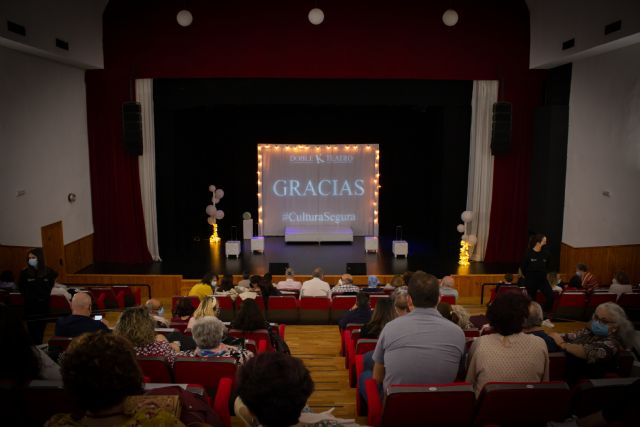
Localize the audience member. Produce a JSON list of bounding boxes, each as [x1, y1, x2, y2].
[[577, 263, 599, 292], [466, 292, 549, 395], [188, 295, 219, 330], [548, 302, 634, 384], [181, 316, 252, 365], [547, 271, 564, 292], [189, 272, 216, 300], [568, 274, 583, 289], [276, 268, 302, 292], [114, 306, 179, 366], [338, 293, 372, 330], [145, 298, 170, 327], [331, 274, 360, 296], [401, 271, 414, 287], [383, 274, 403, 291], [237, 272, 251, 291], [439, 275, 459, 299], [235, 352, 360, 427], [522, 301, 561, 352], [231, 299, 267, 331], [171, 298, 195, 322], [501, 272, 515, 285], [450, 304, 474, 330], [300, 268, 330, 298], [609, 271, 632, 298], [391, 286, 410, 316], [46, 332, 182, 426], [0, 270, 17, 290], [215, 274, 239, 301], [361, 271, 465, 402], [361, 275, 381, 293], [436, 301, 455, 323], [18, 247, 58, 344], [360, 298, 396, 339], [55, 292, 110, 337]]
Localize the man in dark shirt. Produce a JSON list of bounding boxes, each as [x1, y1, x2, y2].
[[55, 292, 110, 337]]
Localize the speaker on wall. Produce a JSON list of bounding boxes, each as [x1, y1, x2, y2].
[[491, 101, 512, 155], [346, 263, 367, 275], [122, 102, 143, 156]]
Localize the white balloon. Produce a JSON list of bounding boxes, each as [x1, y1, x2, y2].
[[215, 210, 225, 220], [207, 217, 215, 225], [206, 205, 216, 216], [461, 234, 468, 242], [468, 235, 478, 245], [176, 10, 193, 27], [461, 211, 473, 223], [456, 224, 465, 233], [208, 185, 216, 192], [442, 9, 459, 27], [213, 197, 220, 204], [308, 8, 324, 25], [215, 189, 224, 199]]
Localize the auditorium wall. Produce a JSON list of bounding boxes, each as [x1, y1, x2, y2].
[[0, 45, 94, 247], [563, 42, 640, 248]]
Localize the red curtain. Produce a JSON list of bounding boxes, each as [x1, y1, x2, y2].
[[85, 71, 151, 263]]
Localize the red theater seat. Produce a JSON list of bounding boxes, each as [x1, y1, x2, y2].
[[569, 377, 640, 419], [215, 295, 236, 322], [173, 356, 237, 400], [299, 297, 331, 324], [440, 294, 456, 305], [267, 296, 299, 324], [554, 291, 587, 321], [137, 356, 174, 383], [349, 339, 377, 387], [171, 295, 200, 312], [618, 292, 640, 322], [369, 294, 389, 309], [331, 295, 357, 323], [228, 328, 272, 352], [341, 323, 364, 357], [585, 293, 617, 320], [50, 294, 71, 314]]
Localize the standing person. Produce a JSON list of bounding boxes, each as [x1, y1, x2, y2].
[[521, 234, 554, 313], [18, 248, 57, 344]]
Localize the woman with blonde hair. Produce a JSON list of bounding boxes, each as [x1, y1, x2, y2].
[[187, 295, 219, 330], [114, 306, 179, 366]]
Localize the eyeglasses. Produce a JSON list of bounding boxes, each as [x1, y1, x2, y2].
[[592, 314, 615, 325]]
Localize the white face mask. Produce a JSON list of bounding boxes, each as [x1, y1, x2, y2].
[[211, 280, 217, 286], [28, 258, 38, 268]]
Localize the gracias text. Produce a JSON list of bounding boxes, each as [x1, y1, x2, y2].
[[272, 179, 365, 197]]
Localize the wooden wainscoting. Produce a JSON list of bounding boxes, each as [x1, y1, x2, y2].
[[0, 244, 32, 283], [64, 234, 94, 274], [560, 243, 640, 285], [64, 274, 183, 300]]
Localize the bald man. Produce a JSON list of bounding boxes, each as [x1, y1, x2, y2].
[[55, 291, 110, 337], [145, 298, 170, 327]]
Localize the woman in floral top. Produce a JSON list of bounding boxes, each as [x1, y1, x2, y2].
[[181, 316, 253, 365], [114, 306, 179, 366]]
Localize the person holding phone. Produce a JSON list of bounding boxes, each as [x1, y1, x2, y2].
[[55, 292, 110, 337]]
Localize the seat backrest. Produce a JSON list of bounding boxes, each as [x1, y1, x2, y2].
[[618, 292, 640, 308], [136, 356, 174, 383], [112, 285, 137, 307], [549, 352, 566, 381], [267, 295, 299, 309], [331, 295, 357, 310], [49, 294, 71, 314], [474, 382, 570, 426], [355, 338, 378, 355], [88, 287, 118, 310], [172, 295, 200, 311], [381, 383, 475, 427], [570, 377, 640, 418], [369, 294, 389, 308], [496, 285, 523, 296], [23, 380, 79, 426], [228, 329, 272, 351], [440, 295, 456, 305], [173, 356, 237, 397], [463, 328, 480, 338], [299, 297, 331, 309]]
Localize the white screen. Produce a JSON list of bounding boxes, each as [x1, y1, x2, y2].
[[259, 144, 379, 236]]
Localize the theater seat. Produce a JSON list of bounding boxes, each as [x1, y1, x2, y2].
[[267, 296, 299, 324], [299, 297, 331, 324], [585, 293, 617, 320], [136, 356, 174, 383], [228, 328, 272, 352], [173, 356, 237, 401], [569, 377, 640, 419], [554, 291, 587, 321]]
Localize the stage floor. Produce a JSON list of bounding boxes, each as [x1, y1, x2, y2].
[[78, 236, 518, 279]]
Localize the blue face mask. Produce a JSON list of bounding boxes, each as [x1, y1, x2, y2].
[[591, 320, 609, 337], [28, 258, 38, 268]]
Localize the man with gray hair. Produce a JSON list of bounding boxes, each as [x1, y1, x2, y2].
[[523, 301, 561, 352], [300, 267, 330, 298], [391, 286, 410, 316], [181, 316, 252, 365], [276, 267, 302, 292]]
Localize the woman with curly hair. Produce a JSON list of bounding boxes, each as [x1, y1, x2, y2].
[[46, 332, 182, 426], [114, 306, 179, 366]]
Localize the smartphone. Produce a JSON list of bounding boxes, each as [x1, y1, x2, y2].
[[93, 314, 103, 321]]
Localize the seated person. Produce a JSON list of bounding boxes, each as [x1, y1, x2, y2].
[[55, 292, 110, 337], [276, 268, 302, 292], [171, 298, 195, 322], [181, 316, 252, 365], [114, 306, 179, 366], [522, 301, 561, 352], [46, 332, 182, 426], [548, 302, 634, 384], [609, 271, 633, 298], [235, 352, 360, 427], [145, 298, 169, 327], [360, 298, 395, 339], [189, 272, 216, 300], [236, 272, 251, 291], [501, 272, 515, 285], [466, 292, 549, 395], [450, 304, 474, 330], [439, 275, 459, 299], [577, 263, 599, 292], [338, 292, 372, 330], [391, 286, 410, 316], [231, 299, 267, 331], [546, 271, 564, 292], [300, 268, 330, 298], [361, 275, 382, 293], [188, 295, 219, 330], [330, 274, 360, 296], [214, 274, 239, 301], [383, 274, 403, 291]]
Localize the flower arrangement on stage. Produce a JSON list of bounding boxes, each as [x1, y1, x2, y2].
[[456, 211, 477, 266], [206, 185, 225, 243]]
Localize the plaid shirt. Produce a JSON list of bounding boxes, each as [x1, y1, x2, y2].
[[331, 283, 361, 295]]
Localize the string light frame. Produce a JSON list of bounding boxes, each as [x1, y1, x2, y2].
[[256, 144, 380, 236]]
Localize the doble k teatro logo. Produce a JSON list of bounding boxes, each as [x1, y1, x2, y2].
[[289, 154, 354, 164]]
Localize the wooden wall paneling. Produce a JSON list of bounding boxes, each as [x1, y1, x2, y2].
[[0, 245, 32, 283], [560, 243, 640, 285], [41, 221, 66, 281], [64, 234, 94, 274], [63, 274, 183, 299]]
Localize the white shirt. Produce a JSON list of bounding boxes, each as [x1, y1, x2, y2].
[[276, 278, 302, 291], [300, 277, 331, 298]]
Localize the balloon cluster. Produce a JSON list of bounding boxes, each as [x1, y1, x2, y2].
[[456, 210, 477, 245], [207, 185, 225, 242]]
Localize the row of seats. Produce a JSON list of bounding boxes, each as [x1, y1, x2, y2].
[[173, 295, 391, 324], [364, 377, 640, 427]]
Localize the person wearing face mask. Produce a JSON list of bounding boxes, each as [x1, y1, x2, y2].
[[576, 263, 599, 292], [18, 248, 58, 344], [521, 233, 554, 313], [145, 298, 170, 327], [549, 302, 634, 385], [189, 272, 217, 301]]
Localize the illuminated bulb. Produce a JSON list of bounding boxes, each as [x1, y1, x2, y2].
[[316, 146, 321, 152]]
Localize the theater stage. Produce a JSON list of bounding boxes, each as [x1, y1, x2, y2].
[[79, 236, 517, 280]]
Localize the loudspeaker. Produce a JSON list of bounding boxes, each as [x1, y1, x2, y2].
[[268, 262, 289, 275], [491, 102, 512, 155], [122, 102, 143, 156], [346, 263, 367, 275]]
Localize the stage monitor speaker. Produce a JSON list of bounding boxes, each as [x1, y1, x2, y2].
[[122, 102, 143, 156], [346, 263, 367, 275], [268, 262, 289, 275], [491, 101, 512, 155]]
